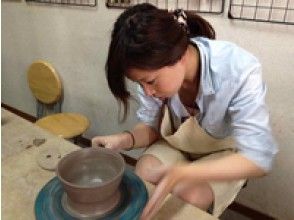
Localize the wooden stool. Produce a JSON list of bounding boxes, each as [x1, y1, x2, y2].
[[27, 61, 89, 142]]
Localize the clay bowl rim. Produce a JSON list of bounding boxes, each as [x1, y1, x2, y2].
[[56, 147, 125, 189]]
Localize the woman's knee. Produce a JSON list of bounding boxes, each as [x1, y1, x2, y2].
[[173, 183, 214, 211], [135, 154, 162, 184]]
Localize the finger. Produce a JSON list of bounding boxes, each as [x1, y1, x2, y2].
[[91, 139, 100, 147], [140, 214, 150, 220], [141, 184, 169, 219], [91, 138, 106, 148], [104, 143, 121, 152], [141, 177, 174, 219], [104, 143, 112, 149]]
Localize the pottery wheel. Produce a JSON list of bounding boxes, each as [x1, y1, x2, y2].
[[35, 168, 148, 220], [62, 190, 121, 219]]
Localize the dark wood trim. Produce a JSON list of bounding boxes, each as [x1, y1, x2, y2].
[[1, 103, 37, 122], [1, 103, 138, 167], [228, 203, 276, 219], [79, 136, 91, 146], [2, 103, 276, 219], [120, 153, 137, 167]]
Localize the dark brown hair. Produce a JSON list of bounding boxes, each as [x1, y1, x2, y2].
[[105, 3, 215, 121]]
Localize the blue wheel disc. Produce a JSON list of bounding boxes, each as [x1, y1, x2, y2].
[[35, 168, 148, 220]]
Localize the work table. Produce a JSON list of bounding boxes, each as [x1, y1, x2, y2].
[[1, 108, 218, 220]]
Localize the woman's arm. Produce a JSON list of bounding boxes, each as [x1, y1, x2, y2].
[[140, 152, 266, 220], [130, 122, 161, 148], [92, 122, 160, 150], [182, 152, 266, 182]]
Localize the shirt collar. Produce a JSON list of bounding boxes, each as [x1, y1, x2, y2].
[[190, 37, 216, 97]]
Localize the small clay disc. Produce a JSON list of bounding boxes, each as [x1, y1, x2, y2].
[[37, 148, 62, 171]]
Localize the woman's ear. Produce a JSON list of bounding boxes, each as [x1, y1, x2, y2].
[[180, 47, 189, 64]]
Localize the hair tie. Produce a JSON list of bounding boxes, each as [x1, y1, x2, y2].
[[173, 9, 189, 34], [124, 130, 135, 151], [173, 9, 187, 26]]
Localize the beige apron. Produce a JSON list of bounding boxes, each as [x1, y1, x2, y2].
[[143, 104, 246, 217]]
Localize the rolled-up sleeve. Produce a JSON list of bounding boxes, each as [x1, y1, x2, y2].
[[228, 65, 278, 172], [136, 85, 162, 130]]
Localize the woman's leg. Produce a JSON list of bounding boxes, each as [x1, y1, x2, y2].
[[172, 179, 214, 211], [135, 154, 214, 211], [135, 154, 163, 184]]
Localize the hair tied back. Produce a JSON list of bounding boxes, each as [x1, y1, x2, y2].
[[173, 9, 189, 34]]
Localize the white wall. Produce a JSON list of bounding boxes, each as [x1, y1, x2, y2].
[[2, 1, 294, 219]]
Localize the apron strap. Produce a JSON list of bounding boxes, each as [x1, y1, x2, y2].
[[158, 98, 176, 133]]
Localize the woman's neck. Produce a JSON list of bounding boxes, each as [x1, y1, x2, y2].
[[178, 44, 201, 108], [182, 44, 200, 90]]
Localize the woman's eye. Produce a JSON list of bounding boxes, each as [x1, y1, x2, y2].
[[147, 79, 155, 84]]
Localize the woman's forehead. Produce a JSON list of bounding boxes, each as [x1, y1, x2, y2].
[[127, 68, 158, 80]]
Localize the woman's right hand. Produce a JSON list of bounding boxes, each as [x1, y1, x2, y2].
[[91, 133, 132, 151]]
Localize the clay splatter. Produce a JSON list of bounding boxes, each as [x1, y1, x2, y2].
[[33, 138, 46, 147]]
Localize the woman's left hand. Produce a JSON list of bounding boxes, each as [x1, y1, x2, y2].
[[140, 164, 188, 220]]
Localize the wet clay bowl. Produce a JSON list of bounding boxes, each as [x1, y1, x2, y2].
[[56, 147, 125, 218]]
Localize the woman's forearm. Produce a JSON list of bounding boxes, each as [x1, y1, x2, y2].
[[130, 122, 160, 148], [182, 153, 267, 183]]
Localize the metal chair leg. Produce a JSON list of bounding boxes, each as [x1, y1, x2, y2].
[[37, 101, 44, 119]]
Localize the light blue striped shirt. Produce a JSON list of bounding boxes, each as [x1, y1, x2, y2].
[[136, 37, 278, 171]]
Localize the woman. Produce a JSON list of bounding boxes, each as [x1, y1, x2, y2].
[[92, 3, 277, 219]]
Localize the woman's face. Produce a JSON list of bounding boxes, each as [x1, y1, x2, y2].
[[127, 59, 186, 99]]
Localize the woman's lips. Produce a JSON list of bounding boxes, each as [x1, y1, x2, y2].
[[154, 96, 165, 100]]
